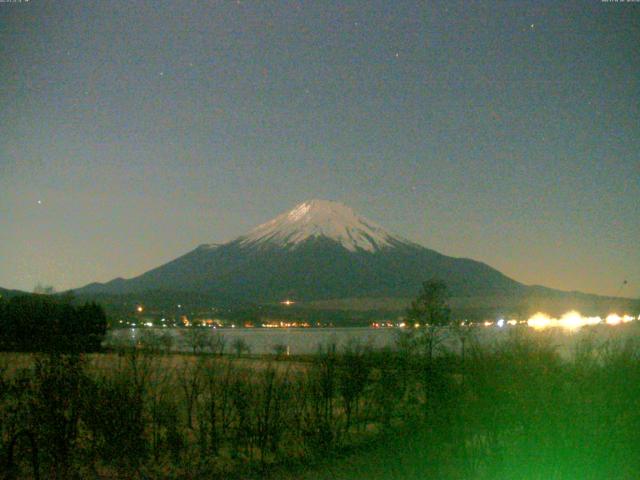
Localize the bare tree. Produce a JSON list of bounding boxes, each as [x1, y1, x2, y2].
[[231, 338, 251, 358], [406, 279, 452, 361], [177, 357, 204, 430], [198, 359, 236, 456], [181, 328, 212, 355], [338, 340, 370, 437]]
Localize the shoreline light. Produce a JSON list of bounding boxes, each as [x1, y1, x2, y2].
[[522, 311, 636, 331], [606, 314, 622, 326], [528, 313, 553, 330]]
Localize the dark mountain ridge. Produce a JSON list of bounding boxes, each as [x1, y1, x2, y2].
[[78, 236, 524, 302]]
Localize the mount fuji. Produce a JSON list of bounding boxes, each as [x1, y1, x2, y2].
[[76, 199, 528, 303]]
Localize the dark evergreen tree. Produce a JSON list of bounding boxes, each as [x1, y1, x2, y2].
[[0, 294, 107, 352]]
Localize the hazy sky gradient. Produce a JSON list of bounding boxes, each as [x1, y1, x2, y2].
[[1, 0, 638, 297]]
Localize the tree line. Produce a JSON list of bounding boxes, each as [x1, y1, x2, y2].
[[1, 280, 639, 478], [0, 294, 107, 352], [2, 328, 640, 479]]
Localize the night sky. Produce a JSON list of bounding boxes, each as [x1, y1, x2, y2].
[[1, 1, 638, 297]]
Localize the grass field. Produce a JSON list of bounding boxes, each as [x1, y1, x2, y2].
[[1, 325, 640, 479]]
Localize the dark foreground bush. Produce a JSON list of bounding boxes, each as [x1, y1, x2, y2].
[[0, 327, 639, 479], [0, 294, 106, 353]]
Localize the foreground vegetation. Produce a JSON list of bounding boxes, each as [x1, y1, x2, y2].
[[1, 324, 640, 479], [0, 294, 106, 353]]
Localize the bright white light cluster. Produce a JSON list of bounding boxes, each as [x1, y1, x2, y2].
[[525, 311, 637, 331]]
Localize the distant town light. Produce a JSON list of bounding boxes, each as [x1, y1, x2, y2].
[[606, 314, 622, 326], [528, 313, 552, 330], [558, 311, 584, 331], [523, 311, 636, 331]]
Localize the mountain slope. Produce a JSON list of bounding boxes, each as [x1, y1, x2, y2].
[[75, 199, 526, 302], [0, 287, 29, 299]]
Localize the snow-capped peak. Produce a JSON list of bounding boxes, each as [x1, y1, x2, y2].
[[239, 199, 407, 252]]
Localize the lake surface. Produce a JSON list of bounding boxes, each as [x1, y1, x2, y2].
[[106, 323, 640, 359]]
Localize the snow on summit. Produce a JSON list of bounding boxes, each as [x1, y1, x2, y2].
[[239, 199, 406, 252]]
